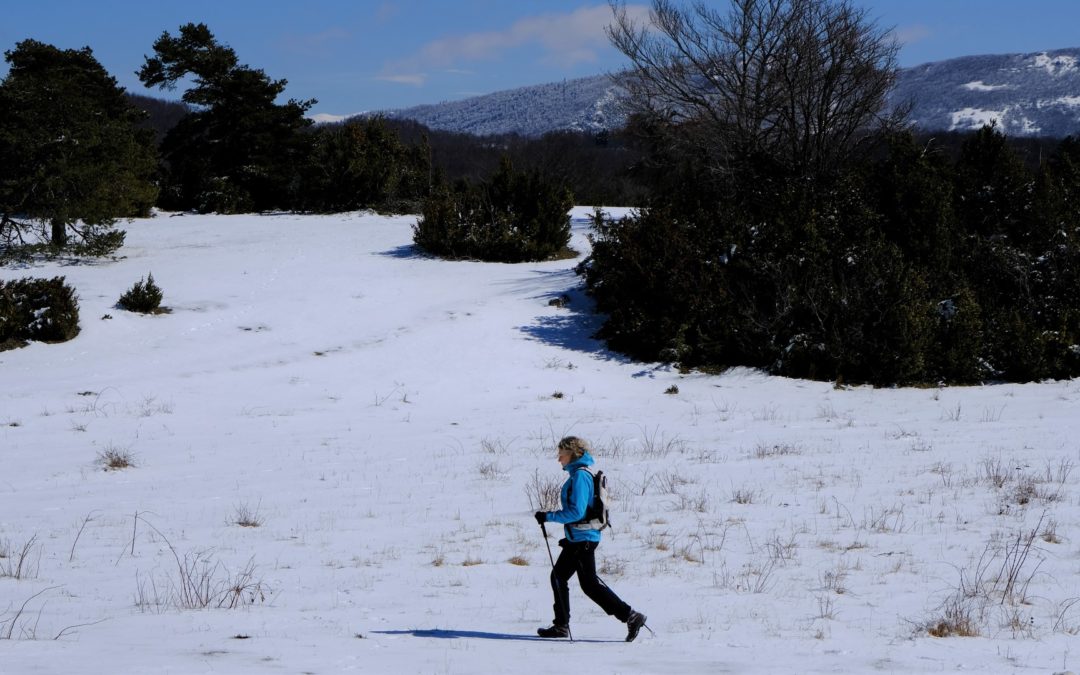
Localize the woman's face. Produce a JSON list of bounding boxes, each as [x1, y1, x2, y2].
[[558, 448, 572, 467]]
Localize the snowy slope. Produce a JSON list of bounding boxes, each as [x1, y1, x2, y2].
[[379, 74, 624, 137], [368, 48, 1080, 138], [894, 48, 1080, 136], [2, 209, 1080, 673]]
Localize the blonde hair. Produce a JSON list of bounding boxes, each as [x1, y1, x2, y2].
[[557, 436, 590, 459]]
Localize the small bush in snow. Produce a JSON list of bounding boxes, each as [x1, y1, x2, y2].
[[0, 276, 80, 350], [118, 273, 164, 314], [97, 445, 135, 470], [525, 468, 561, 511], [0, 534, 41, 580], [232, 502, 264, 528]]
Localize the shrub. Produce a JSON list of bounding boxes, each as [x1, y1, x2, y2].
[[97, 446, 135, 470], [298, 118, 431, 214], [70, 227, 127, 257], [0, 276, 80, 350], [581, 126, 1080, 385], [583, 205, 735, 367], [118, 273, 164, 314], [413, 157, 573, 262], [231, 502, 264, 528]]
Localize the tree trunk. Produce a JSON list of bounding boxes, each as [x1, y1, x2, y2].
[[51, 219, 68, 247]]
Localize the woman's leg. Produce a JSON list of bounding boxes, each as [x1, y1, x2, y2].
[[550, 542, 578, 626], [574, 542, 632, 621]]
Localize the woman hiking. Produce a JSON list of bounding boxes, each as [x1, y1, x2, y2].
[[534, 436, 647, 641]]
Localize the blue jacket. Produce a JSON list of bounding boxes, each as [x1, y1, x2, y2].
[[545, 452, 601, 543]]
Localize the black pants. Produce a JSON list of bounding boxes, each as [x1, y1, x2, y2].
[[550, 538, 631, 626]]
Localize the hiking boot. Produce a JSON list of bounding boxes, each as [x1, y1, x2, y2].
[[537, 624, 570, 638], [625, 610, 647, 642]]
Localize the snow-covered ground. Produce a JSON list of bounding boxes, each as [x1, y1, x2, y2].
[[2, 208, 1079, 674]]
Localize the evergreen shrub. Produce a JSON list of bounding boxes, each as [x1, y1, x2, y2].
[[298, 118, 431, 214], [413, 158, 573, 263], [118, 273, 164, 314], [581, 127, 1080, 385], [70, 227, 127, 257], [0, 276, 80, 350]]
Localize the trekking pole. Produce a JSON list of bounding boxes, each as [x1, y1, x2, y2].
[[540, 521, 573, 642], [541, 521, 556, 568]]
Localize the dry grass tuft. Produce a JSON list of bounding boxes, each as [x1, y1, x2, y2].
[[232, 501, 264, 528], [97, 445, 135, 470]]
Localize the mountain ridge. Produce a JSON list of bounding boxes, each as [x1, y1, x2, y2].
[[368, 47, 1080, 138]]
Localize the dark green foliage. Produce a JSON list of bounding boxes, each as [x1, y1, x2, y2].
[[868, 134, 956, 276], [138, 23, 314, 213], [923, 286, 984, 382], [385, 118, 646, 207], [298, 118, 431, 213], [585, 206, 732, 365], [413, 158, 573, 262], [949, 126, 1071, 381], [0, 277, 80, 350], [118, 273, 164, 314], [953, 124, 1036, 242], [0, 40, 157, 256], [583, 124, 1080, 385]]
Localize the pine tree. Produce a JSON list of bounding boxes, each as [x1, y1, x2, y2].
[[299, 118, 431, 213], [0, 40, 158, 255], [138, 23, 314, 212]]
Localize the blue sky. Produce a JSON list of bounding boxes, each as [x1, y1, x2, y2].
[[4, 1, 1080, 117]]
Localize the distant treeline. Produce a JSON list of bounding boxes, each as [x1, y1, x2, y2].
[[127, 93, 1078, 212], [130, 95, 647, 208]]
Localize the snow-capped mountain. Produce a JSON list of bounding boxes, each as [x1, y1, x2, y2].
[[375, 48, 1080, 138], [378, 74, 624, 137], [894, 47, 1080, 137]]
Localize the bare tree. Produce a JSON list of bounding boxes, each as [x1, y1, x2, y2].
[[607, 0, 905, 179]]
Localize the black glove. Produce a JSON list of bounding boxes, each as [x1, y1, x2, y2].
[[535, 511, 547, 525]]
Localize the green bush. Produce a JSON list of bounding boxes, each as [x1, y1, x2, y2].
[[0, 276, 80, 350], [581, 127, 1080, 385], [70, 226, 127, 257], [298, 118, 431, 214], [118, 273, 164, 314], [584, 205, 736, 366], [413, 157, 573, 263]]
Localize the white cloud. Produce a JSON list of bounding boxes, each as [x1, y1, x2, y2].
[[895, 24, 931, 49], [377, 73, 428, 86], [378, 3, 649, 86]]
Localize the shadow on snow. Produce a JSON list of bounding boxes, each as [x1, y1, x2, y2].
[[514, 271, 629, 365], [370, 249, 637, 367], [375, 243, 431, 260], [372, 629, 620, 643]]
